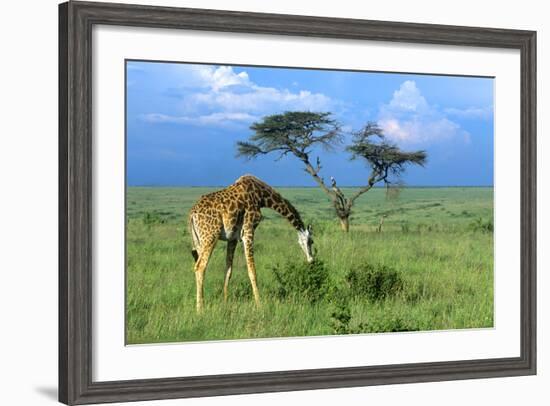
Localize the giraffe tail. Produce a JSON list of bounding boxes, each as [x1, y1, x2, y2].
[[188, 211, 200, 263]]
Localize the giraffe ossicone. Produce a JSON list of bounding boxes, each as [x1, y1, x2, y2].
[[187, 174, 314, 312]]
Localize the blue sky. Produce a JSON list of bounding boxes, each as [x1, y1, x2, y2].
[[126, 61, 494, 187]]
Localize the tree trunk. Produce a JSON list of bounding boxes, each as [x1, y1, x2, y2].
[[339, 216, 350, 232]]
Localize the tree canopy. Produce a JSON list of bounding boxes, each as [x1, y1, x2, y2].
[[236, 111, 342, 161], [346, 121, 427, 187]]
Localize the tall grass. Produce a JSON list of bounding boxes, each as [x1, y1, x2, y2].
[[126, 187, 493, 344]]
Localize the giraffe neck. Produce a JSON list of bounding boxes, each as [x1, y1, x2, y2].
[[261, 188, 305, 232]]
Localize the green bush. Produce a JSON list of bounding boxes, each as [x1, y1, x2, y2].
[[330, 301, 353, 334], [330, 303, 417, 335], [271, 260, 330, 303], [361, 315, 414, 333], [142, 211, 166, 226], [469, 217, 493, 233], [345, 264, 403, 302]]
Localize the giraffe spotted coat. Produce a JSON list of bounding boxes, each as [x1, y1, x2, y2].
[[188, 174, 313, 312]]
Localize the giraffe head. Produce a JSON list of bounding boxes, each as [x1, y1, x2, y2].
[[297, 224, 314, 263]]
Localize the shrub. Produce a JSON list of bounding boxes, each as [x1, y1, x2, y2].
[[360, 314, 417, 333], [329, 304, 417, 335], [271, 260, 330, 303], [469, 217, 493, 233], [330, 301, 352, 334], [345, 264, 403, 302], [142, 211, 165, 226]]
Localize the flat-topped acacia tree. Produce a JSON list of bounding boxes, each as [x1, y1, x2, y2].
[[236, 112, 427, 231], [344, 122, 427, 230]]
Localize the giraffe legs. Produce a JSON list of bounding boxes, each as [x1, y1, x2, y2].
[[241, 211, 262, 307], [242, 238, 260, 307], [191, 208, 263, 312], [242, 234, 261, 307], [194, 238, 216, 313], [223, 239, 238, 302]]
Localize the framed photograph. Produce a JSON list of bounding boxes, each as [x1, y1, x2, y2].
[[59, 1, 536, 404]]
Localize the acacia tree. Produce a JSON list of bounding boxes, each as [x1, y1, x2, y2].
[[342, 122, 427, 230], [236, 112, 427, 231]]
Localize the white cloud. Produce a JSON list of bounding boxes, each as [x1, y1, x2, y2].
[[444, 106, 493, 120], [387, 80, 429, 113], [142, 112, 258, 127], [378, 80, 469, 145], [190, 65, 252, 91], [145, 65, 334, 127], [188, 86, 332, 114]]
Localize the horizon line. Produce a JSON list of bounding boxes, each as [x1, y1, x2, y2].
[[127, 184, 494, 188]]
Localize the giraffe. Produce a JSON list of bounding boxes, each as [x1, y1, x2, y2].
[[187, 174, 314, 312]]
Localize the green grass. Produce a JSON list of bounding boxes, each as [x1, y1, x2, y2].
[[126, 186, 494, 344]]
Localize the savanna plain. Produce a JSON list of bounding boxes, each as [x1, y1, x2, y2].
[[126, 186, 493, 344]]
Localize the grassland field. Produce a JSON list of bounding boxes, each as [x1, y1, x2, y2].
[[126, 186, 493, 344]]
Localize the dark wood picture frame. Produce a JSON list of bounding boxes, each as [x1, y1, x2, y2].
[[59, 1, 537, 404]]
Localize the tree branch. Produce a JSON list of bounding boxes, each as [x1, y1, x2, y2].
[[302, 158, 337, 203], [347, 184, 374, 208], [346, 169, 380, 208]]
